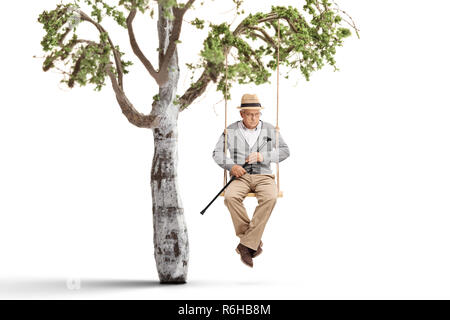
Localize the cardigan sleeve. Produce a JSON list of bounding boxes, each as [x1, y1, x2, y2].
[[212, 132, 236, 171], [261, 129, 290, 164]]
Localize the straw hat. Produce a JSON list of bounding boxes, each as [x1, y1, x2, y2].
[[236, 93, 264, 110]]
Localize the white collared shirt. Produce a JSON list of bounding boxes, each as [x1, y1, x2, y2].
[[238, 120, 262, 149]]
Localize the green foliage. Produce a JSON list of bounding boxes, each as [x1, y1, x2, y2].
[[232, 0, 244, 11], [173, 94, 181, 105], [37, 0, 355, 99], [117, 46, 134, 74], [74, 0, 128, 27], [63, 34, 110, 90], [196, 22, 271, 99], [37, 2, 133, 91], [159, 0, 177, 20], [186, 0, 354, 101], [191, 17, 205, 30], [38, 3, 76, 52], [118, 0, 149, 13]]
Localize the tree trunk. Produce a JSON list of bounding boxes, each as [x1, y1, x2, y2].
[[150, 4, 188, 283], [151, 120, 188, 283]]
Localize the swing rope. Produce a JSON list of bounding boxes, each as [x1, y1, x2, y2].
[[222, 19, 282, 197], [275, 18, 281, 195]]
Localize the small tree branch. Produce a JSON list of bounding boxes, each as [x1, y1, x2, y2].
[[253, 13, 279, 25], [247, 26, 277, 48], [66, 38, 159, 129], [178, 71, 212, 111], [283, 17, 299, 33], [78, 10, 124, 90], [68, 44, 92, 88], [126, 3, 160, 84], [158, 1, 196, 86], [125, 1, 195, 87], [178, 13, 283, 111], [106, 62, 160, 128], [181, 0, 196, 11], [249, 31, 271, 45], [331, 0, 360, 38], [179, 13, 281, 111]]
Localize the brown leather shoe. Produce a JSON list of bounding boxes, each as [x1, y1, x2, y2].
[[250, 241, 263, 258], [235, 243, 253, 268]]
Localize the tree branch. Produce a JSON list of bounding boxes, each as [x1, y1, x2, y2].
[[247, 26, 277, 48], [283, 17, 299, 33], [105, 61, 160, 128], [180, 0, 196, 11], [67, 38, 159, 129], [125, 0, 195, 87], [126, 3, 160, 84], [78, 10, 124, 90], [158, 0, 196, 86], [178, 13, 281, 111]]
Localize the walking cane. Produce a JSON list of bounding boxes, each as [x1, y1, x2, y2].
[[200, 137, 271, 215]]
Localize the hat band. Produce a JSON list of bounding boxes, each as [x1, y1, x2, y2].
[[240, 103, 261, 108]]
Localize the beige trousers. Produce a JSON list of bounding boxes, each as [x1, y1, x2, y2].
[[224, 173, 278, 251]]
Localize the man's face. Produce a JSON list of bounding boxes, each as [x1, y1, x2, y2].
[[240, 110, 261, 129]]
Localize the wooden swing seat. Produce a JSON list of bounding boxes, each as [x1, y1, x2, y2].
[[220, 191, 283, 198]]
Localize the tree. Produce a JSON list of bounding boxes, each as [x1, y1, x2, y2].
[[37, 0, 358, 283]]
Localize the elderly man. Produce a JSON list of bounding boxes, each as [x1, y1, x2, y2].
[[212, 93, 290, 268]]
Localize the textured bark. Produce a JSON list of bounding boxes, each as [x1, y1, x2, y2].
[[150, 4, 188, 283]]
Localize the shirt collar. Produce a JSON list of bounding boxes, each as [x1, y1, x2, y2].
[[239, 120, 261, 131]]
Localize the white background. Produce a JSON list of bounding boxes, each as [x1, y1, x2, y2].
[[1, 0, 450, 299]]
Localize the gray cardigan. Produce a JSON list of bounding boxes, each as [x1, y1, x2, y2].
[[212, 120, 290, 175]]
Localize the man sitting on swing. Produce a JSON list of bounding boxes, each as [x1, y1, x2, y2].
[[212, 93, 290, 268]]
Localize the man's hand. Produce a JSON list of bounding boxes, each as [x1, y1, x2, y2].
[[245, 152, 264, 164], [231, 165, 247, 178]]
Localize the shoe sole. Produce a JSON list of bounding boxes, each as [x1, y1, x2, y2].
[[252, 241, 264, 258], [235, 248, 253, 268], [252, 248, 263, 258]]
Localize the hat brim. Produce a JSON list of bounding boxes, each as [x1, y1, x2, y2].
[[237, 106, 264, 110]]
